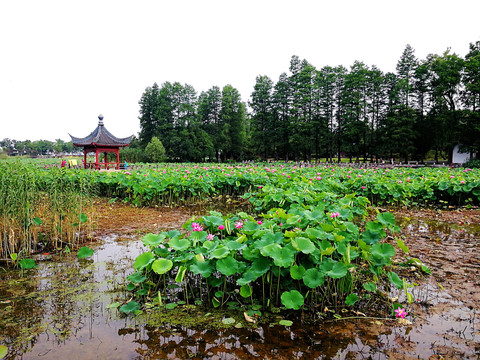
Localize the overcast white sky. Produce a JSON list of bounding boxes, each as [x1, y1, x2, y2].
[[1, 0, 479, 142]]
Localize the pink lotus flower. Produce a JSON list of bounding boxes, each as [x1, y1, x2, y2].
[[257, 220, 262, 225], [206, 233, 215, 241], [394, 307, 407, 319], [191, 222, 203, 231], [218, 225, 225, 231], [235, 221, 243, 229], [361, 186, 366, 190], [330, 212, 340, 218]]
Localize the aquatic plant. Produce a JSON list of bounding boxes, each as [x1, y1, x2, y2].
[[0, 161, 95, 259], [125, 194, 418, 318]]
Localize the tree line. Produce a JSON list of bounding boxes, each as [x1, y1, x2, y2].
[[0, 138, 75, 156], [137, 41, 480, 163]]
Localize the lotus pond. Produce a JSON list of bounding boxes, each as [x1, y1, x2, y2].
[[1, 161, 480, 359], [0, 200, 479, 359]]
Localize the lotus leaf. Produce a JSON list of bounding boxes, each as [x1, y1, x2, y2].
[[326, 261, 348, 279], [302, 268, 325, 288], [210, 246, 230, 259], [190, 259, 214, 278], [134, 252, 154, 270], [77, 246, 94, 259], [168, 238, 191, 251], [377, 212, 395, 227], [120, 301, 140, 314], [290, 264, 306, 280], [281, 290, 304, 310], [240, 284, 253, 298], [142, 233, 166, 247], [216, 256, 239, 276], [127, 272, 147, 283], [345, 293, 359, 306], [152, 258, 173, 274], [292, 237, 316, 254], [19, 259, 37, 269]]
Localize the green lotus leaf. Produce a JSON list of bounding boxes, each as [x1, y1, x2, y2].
[[77, 246, 94, 259], [142, 233, 166, 247], [387, 271, 403, 289], [260, 243, 282, 258], [302, 268, 325, 288], [281, 290, 304, 310], [370, 243, 395, 261], [360, 229, 382, 245], [152, 258, 173, 275], [168, 238, 191, 251], [216, 256, 239, 276], [79, 213, 88, 224], [106, 302, 121, 309], [210, 246, 230, 259], [326, 261, 348, 279], [202, 215, 224, 227], [225, 240, 246, 251], [292, 237, 316, 254], [290, 264, 306, 280], [377, 212, 395, 227], [240, 284, 253, 298], [166, 229, 181, 239], [345, 293, 359, 306], [127, 272, 147, 283], [134, 252, 154, 270], [19, 259, 37, 269], [190, 259, 214, 278], [243, 221, 260, 234], [251, 257, 271, 275], [119, 300, 140, 314], [363, 282, 377, 292], [305, 228, 325, 240]]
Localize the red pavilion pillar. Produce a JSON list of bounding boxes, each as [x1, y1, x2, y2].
[[83, 150, 87, 169], [116, 149, 120, 169]]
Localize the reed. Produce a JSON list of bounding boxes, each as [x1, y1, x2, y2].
[[0, 161, 95, 260]]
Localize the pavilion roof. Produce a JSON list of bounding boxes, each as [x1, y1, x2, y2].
[[69, 115, 133, 147]]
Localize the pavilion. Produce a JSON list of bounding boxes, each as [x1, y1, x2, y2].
[[69, 114, 133, 170]]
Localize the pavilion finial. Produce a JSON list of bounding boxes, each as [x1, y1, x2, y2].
[[98, 114, 104, 126]]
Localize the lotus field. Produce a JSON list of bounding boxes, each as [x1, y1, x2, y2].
[[1, 160, 480, 318]]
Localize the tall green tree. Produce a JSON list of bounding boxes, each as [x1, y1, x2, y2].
[[198, 86, 222, 159], [145, 136, 166, 163], [220, 85, 246, 161], [249, 75, 275, 159], [427, 49, 464, 161], [272, 73, 292, 160], [396, 44, 418, 108]]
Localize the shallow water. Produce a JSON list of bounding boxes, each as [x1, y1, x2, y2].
[[0, 210, 479, 359]]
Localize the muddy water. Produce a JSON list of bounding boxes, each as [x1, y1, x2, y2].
[[0, 205, 479, 359]]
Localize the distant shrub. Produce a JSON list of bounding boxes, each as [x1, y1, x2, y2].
[[463, 158, 480, 168]]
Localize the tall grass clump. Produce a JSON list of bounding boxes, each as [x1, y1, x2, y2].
[[0, 161, 96, 260]]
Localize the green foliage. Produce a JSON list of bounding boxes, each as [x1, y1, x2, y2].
[[125, 193, 415, 315], [77, 246, 94, 259], [19, 258, 37, 270], [145, 136, 166, 163], [0, 345, 7, 359], [119, 300, 140, 314]]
